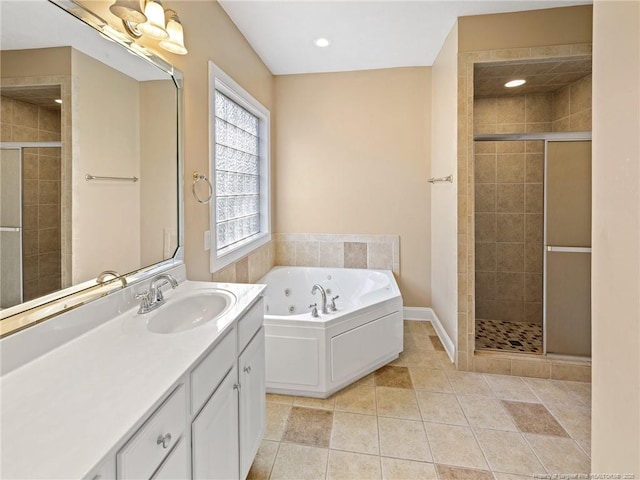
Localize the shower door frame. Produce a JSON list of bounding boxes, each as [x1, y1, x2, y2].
[[0, 142, 63, 309], [473, 131, 592, 358]]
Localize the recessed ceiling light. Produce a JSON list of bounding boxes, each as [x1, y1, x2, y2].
[[314, 38, 330, 48], [54, 99, 62, 104], [505, 79, 526, 88]]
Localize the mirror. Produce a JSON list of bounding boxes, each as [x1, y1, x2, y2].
[[0, 0, 183, 335]]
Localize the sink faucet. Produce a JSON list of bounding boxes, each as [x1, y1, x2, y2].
[[311, 284, 329, 314], [135, 273, 179, 314]]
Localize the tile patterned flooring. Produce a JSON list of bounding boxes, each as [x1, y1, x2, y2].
[[475, 319, 543, 354], [249, 320, 591, 480]]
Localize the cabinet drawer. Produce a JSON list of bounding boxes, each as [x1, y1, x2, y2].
[[238, 298, 264, 353], [117, 384, 186, 479], [191, 328, 236, 414]]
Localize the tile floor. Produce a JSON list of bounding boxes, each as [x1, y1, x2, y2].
[[248, 320, 591, 479], [475, 319, 543, 354]]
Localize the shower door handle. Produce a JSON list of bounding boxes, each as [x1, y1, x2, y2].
[[0, 227, 21, 232], [546, 246, 591, 253]]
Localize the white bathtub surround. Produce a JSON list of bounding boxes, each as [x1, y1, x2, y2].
[[273, 233, 400, 276], [403, 307, 456, 364], [0, 265, 265, 478], [260, 266, 403, 398]]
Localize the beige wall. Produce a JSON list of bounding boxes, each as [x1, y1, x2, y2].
[[592, 0, 640, 474], [0, 48, 71, 78], [161, 0, 276, 283], [274, 68, 431, 306], [139, 80, 178, 267], [458, 5, 593, 53], [71, 49, 141, 283], [430, 23, 459, 346]]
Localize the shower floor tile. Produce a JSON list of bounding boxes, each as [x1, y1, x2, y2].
[[475, 319, 543, 354]]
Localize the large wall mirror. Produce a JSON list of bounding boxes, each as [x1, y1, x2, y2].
[[0, 0, 183, 335]]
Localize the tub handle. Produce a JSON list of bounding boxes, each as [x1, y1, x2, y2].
[[309, 303, 319, 318], [329, 295, 340, 312]]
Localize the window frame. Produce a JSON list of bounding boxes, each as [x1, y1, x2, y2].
[[208, 61, 271, 273]]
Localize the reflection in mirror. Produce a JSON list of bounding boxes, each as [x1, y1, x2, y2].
[[0, 0, 181, 331]]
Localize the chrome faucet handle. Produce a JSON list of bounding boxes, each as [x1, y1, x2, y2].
[[329, 295, 340, 312], [309, 303, 319, 318], [135, 291, 151, 314]]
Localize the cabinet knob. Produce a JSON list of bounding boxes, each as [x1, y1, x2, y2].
[[157, 432, 172, 449], [243, 365, 251, 374]]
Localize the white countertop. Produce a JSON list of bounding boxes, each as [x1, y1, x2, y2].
[[0, 279, 265, 479]]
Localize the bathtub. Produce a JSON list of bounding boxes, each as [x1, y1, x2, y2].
[[258, 266, 403, 398]]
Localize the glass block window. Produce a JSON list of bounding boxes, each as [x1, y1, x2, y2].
[[214, 91, 261, 251], [209, 61, 270, 272]]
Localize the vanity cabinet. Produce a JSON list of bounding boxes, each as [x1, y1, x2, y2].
[[239, 327, 266, 479], [192, 365, 240, 479], [111, 297, 265, 480]]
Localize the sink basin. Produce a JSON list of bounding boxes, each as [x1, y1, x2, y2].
[[146, 288, 236, 334]]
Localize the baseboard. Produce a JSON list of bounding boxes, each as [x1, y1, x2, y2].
[[403, 307, 456, 363]]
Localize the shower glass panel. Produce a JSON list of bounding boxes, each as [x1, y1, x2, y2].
[[474, 140, 545, 354], [0, 148, 23, 308], [544, 141, 592, 357]]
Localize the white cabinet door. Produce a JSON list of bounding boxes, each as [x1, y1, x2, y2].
[[239, 328, 266, 479], [192, 366, 239, 480], [151, 438, 188, 480]]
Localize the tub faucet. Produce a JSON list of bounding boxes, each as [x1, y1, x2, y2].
[[311, 284, 329, 314], [309, 303, 319, 318], [135, 273, 179, 314]]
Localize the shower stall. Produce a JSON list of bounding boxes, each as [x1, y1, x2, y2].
[[0, 144, 63, 309], [473, 133, 592, 358]]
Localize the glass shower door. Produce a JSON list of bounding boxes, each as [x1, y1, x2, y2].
[[0, 147, 23, 308], [544, 141, 592, 357]]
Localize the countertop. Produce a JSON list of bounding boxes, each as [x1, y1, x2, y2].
[[0, 279, 265, 479]]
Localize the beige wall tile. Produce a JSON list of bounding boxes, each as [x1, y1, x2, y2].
[[344, 242, 367, 269], [496, 97, 526, 124], [475, 213, 497, 243], [476, 271, 496, 300], [38, 107, 61, 133], [524, 243, 543, 273], [475, 184, 496, 213], [570, 74, 592, 114], [525, 94, 553, 123], [495, 300, 525, 322], [550, 363, 591, 383], [38, 251, 61, 276], [213, 263, 236, 283], [524, 214, 543, 243], [553, 86, 570, 120], [235, 256, 249, 283], [275, 240, 295, 266], [497, 243, 524, 273], [524, 184, 543, 214], [472, 356, 512, 375], [496, 153, 525, 183], [525, 153, 544, 183], [496, 272, 524, 301], [496, 141, 524, 154], [511, 359, 551, 379], [13, 125, 39, 142], [12, 100, 38, 128], [524, 273, 543, 302], [569, 109, 591, 131], [496, 214, 524, 243], [367, 242, 393, 270], [475, 141, 496, 154], [475, 242, 496, 272], [318, 241, 343, 268], [474, 154, 496, 183], [475, 300, 496, 320], [497, 184, 524, 213], [553, 117, 571, 132], [294, 241, 318, 267], [474, 98, 497, 125], [38, 180, 60, 205]]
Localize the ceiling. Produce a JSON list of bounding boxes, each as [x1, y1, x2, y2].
[[474, 56, 592, 97], [218, 0, 591, 75], [0, 86, 62, 109]]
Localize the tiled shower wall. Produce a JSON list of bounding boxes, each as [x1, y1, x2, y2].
[[474, 140, 544, 325], [552, 74, 592, 132], [0, 95, 62, 301]]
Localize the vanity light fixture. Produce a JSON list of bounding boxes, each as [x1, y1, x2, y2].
[[505, 79, 527, 88], [109, 0, 147, 24], [314, 37, 330, 48], [159, 10, 188, 55], [109, 0, 188, 54], [138, 0, 169, 40]]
